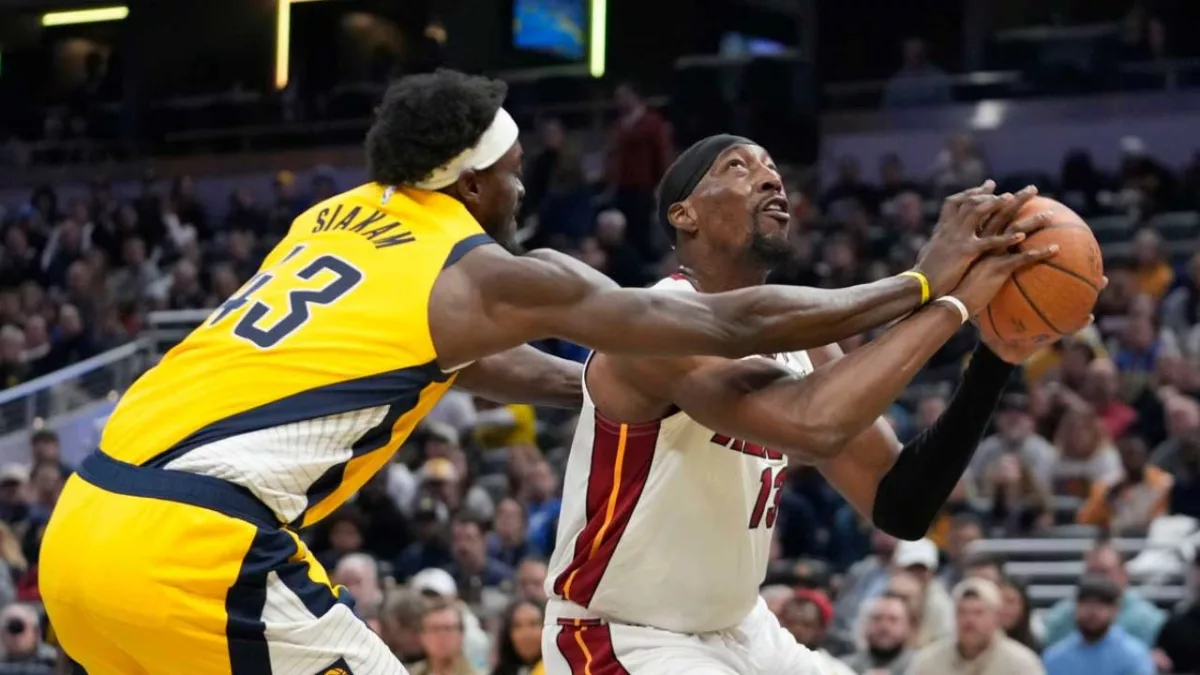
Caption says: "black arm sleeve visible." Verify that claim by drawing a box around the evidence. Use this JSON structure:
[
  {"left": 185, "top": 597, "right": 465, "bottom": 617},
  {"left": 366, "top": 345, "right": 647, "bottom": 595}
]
[{"left": 871, "top": 344, "right": 1016, "bottom": 540}]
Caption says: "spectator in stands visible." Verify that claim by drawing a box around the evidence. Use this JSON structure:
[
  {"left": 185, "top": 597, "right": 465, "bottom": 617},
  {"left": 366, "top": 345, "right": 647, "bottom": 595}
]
[
  {"left": 513, "top": 558, "right": 547, "bottom": 605},
  {"left": 834, "top": 530, "right": 896, "bottom": 642},
  {"left": 607, "top": 82, "right": 672, "bottom": 262},
  {"left": 0, "top": 603, "right": 55, "bottom": 675},
  {"left": 0, "top": 521, "right": 21, "bottom": 610},
  {"left": 0, "top": 466, "right": 29, "bottom": 529},
  {"left": 527, "top": 120, "right": 592, "bottom": 248},
  {"left": 42, "top": 304, "right": 94, "bottom": 376},
  {"left": 225, "top": 187, "right": 269, "bottom": 234},
  {"left": 488, "top": 498, "right": 533, "bottom": 570},
  {"left": 840, "top": 593, "right": 914, "bottom": 675},
  {"left": 1120, "top": 140, "right": 1175, "bottom": 219},
  {"left": 394, "top": 497, "right": 453, "bottom": 581},
  {"left": 1166, "top": 429, "right": 1200, "bottom": 519},
  {"left": 1044, "top": 576, "right": 1155, "bottom": 675},
  {"left": 881, "top": 38, "right": 951, "bottom": 110},
  {"left": 886, "top": 540, "right": 953, "bottom": 648},
  {"left": 417, "top": 457, "right": 494, "bottom": 524},
  {"left": 909, "top": 578, "right": 1044, "bottom": 675},
  {"left": 593, "top": 209, "right": 650, "bottom": 289},
  {"left": 1150, "top": 396, "right": 1200, "bottom": 476},
  {"left": 1080, "top": 358, "right": 1139, "bottom": 440},
  {"left": 408, "top": 597, "right": 477, "bottom": 675},
  {"left": 1042, "top": 541, "right": 1166, "bottom": 648},
  {"left": 490, "top": 599, "right": 544, "bottom": 675},
  {"left": 27, "top": 432, "right": 61, "bottom": 475},
  {"left": 40, "top": 217, "right": 85, "bottom": 290},
  {"left": 355, "top": 471, "right": 412, "bottom": 562},
  {"left": 333, "top": 553, "right": 384, "bottom": 626},
  {"left": 517, "top": 459, "right": 561, "bottom": 557},
  {"left": 938, "top": 514, "right": 984, "bottom": 588},
  {"left": 970, "top": 393, "right": 1055, "bottom": 494},
  {"left": 380, "top": 587, "right": 427, "bottom": 665},
  {"left": 1059, "top": 150, "right": 1105, "bottom": 215},
  {"left": 821, "top": 157, "right": 877, "bottom": 219},
  {"left": 978, "top": 453, "right": 1053, "bottom": 535},
  {"left": 962, "top": 554, "right": 1004, "bottom": 587},
  {"left": 1162, "top": 252, "right": 1200, "bottom": 347},
  {"left": 1115, "top": 313, "right": 1178, "bottom": 404},
  {"left": 0, "top": 225, "right": 40, "bottom": 290},
  {"left": 778, "top": 590, "right": 855, "bottom": 675},
  {"left": 997, "top": 576, "right": 1041, "bottom": 652},
  {"left": 163, "top": 259, "right": 207, "bottom": 311},
  {"left": 877, "top": 153, "right": 924, "bottom": 206},
  {"left": 1128, "top": 228, "right": 1176, "bottom": 299},
  {"left": 447, "top": 517, "right": 515, "bottom": 604},
  {"left": 1078, "top": 433, "right": 1172, "bottom": 535},
  {"left": 1051, "top": 404, "right": 1123, "bottom": 499},
  {"left": 0, "top": 326, "right": 29, "bottom": 389},
  {"left": 410, "top": 567, "right": 490, "bottom": 672},
  {"left": 1152, "top": 555, "right": 1200, "bottom": 674},
  {"left": 931, "top": 134, "right": 987, "bottom": 197},
  {"left": 311, "top": 504, "right": 367, "bottom": 570}
]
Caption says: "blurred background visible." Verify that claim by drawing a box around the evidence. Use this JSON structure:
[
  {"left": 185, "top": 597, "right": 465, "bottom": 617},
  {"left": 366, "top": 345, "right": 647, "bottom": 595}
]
[{"left": 3, "top": 0, "right": 1200, "bottom": 673}]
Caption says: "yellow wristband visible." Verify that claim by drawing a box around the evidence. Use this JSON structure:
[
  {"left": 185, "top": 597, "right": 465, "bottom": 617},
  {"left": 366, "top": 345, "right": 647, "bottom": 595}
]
[{"left": 900, "top": 270, "right": 931, "bottom": 305}]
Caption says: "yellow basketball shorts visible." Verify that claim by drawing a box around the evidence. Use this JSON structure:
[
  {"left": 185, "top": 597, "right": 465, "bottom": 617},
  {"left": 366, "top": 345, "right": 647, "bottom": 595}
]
[{"left": 40, "top": 452, "right": 405, "bottom": 675}]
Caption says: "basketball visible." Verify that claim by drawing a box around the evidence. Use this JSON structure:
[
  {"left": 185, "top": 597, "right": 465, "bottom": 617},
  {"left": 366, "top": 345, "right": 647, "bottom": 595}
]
[{"left": 979, "top": 196, "right": 1104, "bottom": 347}]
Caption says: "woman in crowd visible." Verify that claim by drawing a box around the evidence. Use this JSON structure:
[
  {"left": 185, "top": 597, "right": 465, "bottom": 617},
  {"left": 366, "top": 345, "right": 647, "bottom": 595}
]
[
  {"left": 490, "top": 600, "right": 544, "bottom": 675},
  {"left": 997, "top": 577, "right": 1041, "bottom": 652}
]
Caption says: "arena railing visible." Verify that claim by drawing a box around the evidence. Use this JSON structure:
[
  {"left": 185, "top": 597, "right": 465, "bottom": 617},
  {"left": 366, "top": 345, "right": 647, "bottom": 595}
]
[
  {"left": 144, "top": 309, "right": 213, "bottom": 358},
  {"left": 0, "top": 339, "right": 151, "bottom": 465}
]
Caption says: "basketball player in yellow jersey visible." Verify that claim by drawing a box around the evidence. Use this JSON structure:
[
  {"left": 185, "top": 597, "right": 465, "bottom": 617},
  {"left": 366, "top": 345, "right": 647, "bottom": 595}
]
[{"left": 40, "top": 69, "right": 1032, "bottom": 675}]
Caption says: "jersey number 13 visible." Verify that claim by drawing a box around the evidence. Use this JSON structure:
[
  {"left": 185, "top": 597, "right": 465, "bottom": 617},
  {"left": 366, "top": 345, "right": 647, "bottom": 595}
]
[{"left": 207, "top": 244, "right": 364, "bottom": 349}]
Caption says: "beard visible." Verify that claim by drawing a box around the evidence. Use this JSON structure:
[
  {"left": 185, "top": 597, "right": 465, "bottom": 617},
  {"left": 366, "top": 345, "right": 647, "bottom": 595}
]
[
  {"left": 747, "top": 228, "right": 795, "bottom": 269},
  {"left": 867, "top": 643, "right": 906, "bottom": 663},
  {"left": 1078, "top": 623, "right": 1111, "bottom": 643}
]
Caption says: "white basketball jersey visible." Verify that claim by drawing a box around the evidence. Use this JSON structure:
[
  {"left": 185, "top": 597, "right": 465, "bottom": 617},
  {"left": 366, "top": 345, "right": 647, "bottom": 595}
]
[{"left": 545, "top": 276, "right": 814, "bottom": 634}]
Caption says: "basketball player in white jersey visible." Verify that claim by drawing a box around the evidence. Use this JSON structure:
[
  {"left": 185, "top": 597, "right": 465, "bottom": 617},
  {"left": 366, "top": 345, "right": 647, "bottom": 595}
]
[{"left": 541, "top": 135, "right": 1063, "bottom": 675}]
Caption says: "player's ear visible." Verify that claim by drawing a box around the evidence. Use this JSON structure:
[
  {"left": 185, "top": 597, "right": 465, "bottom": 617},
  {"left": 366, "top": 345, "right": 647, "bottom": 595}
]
[
  {"left": 454, "top": 169, "right": 483, "bottom": 208},
  {"left": 668, "top": 202, "right": 698, "bottom": 235}
]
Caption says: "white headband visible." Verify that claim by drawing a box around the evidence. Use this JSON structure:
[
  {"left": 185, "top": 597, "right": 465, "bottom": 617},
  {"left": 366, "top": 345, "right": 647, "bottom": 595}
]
[{"left": 413, "top": 107, "right": 519, "bottom": 190}]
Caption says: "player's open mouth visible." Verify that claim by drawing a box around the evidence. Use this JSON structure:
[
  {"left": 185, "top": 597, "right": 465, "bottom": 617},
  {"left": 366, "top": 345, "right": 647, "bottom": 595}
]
[{"left": 759, "top": 196, "right": 791, "bottom": 224}]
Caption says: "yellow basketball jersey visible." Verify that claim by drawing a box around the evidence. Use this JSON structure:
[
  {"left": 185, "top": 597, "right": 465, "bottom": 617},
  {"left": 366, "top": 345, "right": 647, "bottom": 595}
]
[{"left": 100, "top": 183, "right": 492, "bottom": 528}]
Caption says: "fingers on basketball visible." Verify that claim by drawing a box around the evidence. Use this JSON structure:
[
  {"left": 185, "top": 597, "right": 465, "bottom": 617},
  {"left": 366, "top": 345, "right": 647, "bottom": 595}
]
[{"left": 979, "top": 197, "right": 1104, "bottom": 350}]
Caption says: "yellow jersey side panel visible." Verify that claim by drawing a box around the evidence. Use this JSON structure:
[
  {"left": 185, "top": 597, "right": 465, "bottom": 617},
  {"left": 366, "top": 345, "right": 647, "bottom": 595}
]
[{"left": 99, "top": 185, "right": 491, "bottom": 523}]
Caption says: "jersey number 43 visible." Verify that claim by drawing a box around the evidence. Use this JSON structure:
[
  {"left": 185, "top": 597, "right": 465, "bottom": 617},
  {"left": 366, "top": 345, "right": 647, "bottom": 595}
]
[{"left": 207, "top": 244, "right": 364, "bottom": 349}]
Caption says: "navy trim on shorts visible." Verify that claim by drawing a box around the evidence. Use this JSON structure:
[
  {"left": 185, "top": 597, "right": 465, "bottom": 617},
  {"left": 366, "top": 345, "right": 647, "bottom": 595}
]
[
  {"left": 142, "top": 361, "right": 450, "bottom": 469},
  {"left": 226, "top": 529, "right": 297, "bottom": 674},
  {"left": 78, "top": 452, "right": 278, "bottom": 528},
  {"left": 442, "top": 233, "right": 495, "bottom": 269}
]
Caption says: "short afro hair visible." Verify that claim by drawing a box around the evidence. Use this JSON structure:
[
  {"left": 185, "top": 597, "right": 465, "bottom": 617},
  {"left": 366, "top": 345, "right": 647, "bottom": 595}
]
[{"left": 366, "top": 69, "right": 508, "bottom": 187}]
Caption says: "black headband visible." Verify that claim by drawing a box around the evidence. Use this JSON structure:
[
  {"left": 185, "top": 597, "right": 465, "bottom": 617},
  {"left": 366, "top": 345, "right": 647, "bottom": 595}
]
[{"left": 655, "top": 134, "right": 756, "bottom": 240}]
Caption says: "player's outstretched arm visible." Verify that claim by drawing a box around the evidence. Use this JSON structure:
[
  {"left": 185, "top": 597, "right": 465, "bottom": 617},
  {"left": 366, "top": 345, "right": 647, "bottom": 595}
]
[
  {"left": 454, "top": 345, "right": 584, "bottom": 409},
  {"left": 429, "top": 185, "right": 1047, "bottom": 369}
]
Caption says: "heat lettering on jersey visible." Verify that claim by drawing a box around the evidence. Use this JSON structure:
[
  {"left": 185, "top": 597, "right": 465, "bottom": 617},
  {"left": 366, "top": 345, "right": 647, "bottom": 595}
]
[
  {"left": 709, "top": 432, "right": 784, "bottom": 460},
  {"left": 310, "top": 203, "right": 416, "bottom": 248}
]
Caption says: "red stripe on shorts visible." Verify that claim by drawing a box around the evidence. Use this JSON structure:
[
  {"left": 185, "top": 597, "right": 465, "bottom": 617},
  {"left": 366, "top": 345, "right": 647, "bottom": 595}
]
[{"left": 556, "top": 623, "right": 631, "bottom": 675}]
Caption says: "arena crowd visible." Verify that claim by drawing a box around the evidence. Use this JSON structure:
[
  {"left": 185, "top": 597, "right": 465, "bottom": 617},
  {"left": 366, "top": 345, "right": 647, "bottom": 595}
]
[{"left": 1, "top": 80, "right": 1200, "bottom": 674}]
